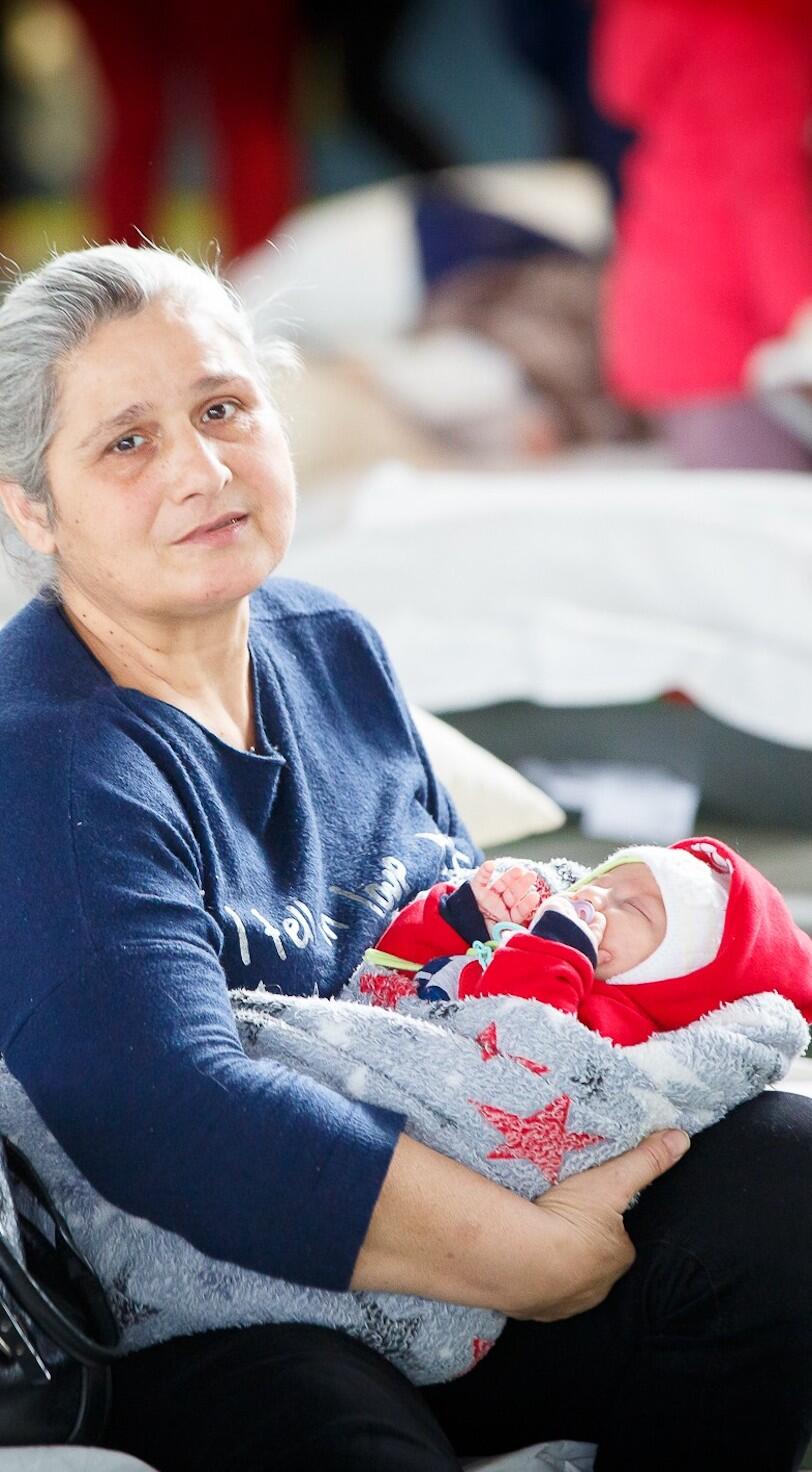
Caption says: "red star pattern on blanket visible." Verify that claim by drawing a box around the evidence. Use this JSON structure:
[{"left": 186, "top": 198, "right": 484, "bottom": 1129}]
[
  {"left": 358, "top": 971, "right": 418, "bottom": 1008},
  {"left": 471, "top": 1336, "right": 494, "bottom": 1366},
  {"left": 475, "top": 1022, "right": 500, "bottom": 1060},
  {"left": 510, "top": 1054, "right": 550, "bottom": 1077},
  {"left": 475, "top": 1022, "right": 549, "bottom": 1076},
  {"left": 470, "top": 1093, "right": 605, "bottom": 1183}
]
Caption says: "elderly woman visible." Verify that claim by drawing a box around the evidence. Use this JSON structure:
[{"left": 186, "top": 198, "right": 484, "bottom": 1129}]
[{"left": 0, "top": 245, "right": 809, "bottom": 1472}]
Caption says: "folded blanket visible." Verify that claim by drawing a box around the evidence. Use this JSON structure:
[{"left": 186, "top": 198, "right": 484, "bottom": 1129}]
[{"left": 0, "top": 975, "right": 805, "bottom": 1385}]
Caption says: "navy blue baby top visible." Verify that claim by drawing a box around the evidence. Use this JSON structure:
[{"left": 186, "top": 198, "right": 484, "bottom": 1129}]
[{"left": 0, "top": 579, "right": 476, "bottom": 1290}]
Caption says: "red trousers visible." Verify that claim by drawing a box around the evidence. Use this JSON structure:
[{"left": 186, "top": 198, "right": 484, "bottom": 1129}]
[{"left": 70, "top": 0, "right": 299, "bottom": 259}]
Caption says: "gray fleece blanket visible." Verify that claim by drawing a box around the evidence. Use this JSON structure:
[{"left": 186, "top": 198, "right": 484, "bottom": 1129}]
[{"left": 0, "top": 963, "right": 806, "bottom": 1386}]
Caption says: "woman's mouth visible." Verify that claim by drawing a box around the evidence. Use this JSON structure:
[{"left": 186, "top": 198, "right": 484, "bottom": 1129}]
[{"left": 175, "top": 512, "right": 249, "bottom": 546}]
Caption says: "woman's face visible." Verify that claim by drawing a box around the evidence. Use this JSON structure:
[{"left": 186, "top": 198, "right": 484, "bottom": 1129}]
[{"left": 41, "top": 298, "right": 296, "bottom": 622}]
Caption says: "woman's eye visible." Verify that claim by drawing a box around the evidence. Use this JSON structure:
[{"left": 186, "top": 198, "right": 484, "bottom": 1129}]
[
  {"left": 202, "top": 400, "right": 238, "bottom": 424},
  {"left": 110, "top": 432, "right": 147, "bottom": 454}
]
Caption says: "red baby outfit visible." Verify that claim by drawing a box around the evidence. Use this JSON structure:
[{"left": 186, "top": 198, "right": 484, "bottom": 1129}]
[{"left": 374, "top": 838, "right": 812, "bottom": 1046}]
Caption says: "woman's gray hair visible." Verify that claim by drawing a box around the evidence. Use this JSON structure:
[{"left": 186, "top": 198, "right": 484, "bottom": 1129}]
[{"left": 0, "top": 243, "right": 291, "bottom": 584}]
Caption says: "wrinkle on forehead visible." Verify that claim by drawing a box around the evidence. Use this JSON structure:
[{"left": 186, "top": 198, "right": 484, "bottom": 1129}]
[{"left": 51, "top": 301, "right": 258, "bottom": 446}]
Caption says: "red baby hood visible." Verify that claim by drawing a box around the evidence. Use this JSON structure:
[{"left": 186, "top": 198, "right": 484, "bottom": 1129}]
[{"left": 612, "top": 837, "right": 812, "bottom": 1030}]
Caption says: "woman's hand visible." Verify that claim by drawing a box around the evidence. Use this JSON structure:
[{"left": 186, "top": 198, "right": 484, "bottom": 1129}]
[
  {"left": 519, "top": 1130, "right": 691, "bottom": 1320},
  {"left": 352, "top": 1129, "right": 690, "bottom": 1321}
]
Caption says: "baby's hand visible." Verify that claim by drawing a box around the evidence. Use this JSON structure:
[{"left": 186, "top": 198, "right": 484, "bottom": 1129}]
[
  {"left": 536, "top": 893, "right": 607, "bottom": 955},
  {"left": 470, "top": 861, "right": 544, "bottom": 928}
]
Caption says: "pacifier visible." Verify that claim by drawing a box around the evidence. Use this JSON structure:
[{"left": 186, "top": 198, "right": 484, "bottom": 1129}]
[{"left": 571, "top": 897, "right": 596, "bottom": 924}]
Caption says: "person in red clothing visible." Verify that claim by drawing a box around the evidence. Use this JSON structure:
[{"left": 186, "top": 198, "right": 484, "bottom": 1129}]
[
  {"left": 69, "top": 0, "right": 299, "bottom": 260},
  {"left": 593, "top": 0, "right": 812, "bottom": 469},
  {"left": 369, "top": 837, "right": 812, "bottom": 1046}
]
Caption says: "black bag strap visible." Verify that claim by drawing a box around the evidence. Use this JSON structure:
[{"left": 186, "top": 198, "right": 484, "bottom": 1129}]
[
  {"left": 0, "top": 1138, "right": 118, "bottom": 1369},
  {"left": 0, "top": 1291, "right": 54, "bottom": 1384}
]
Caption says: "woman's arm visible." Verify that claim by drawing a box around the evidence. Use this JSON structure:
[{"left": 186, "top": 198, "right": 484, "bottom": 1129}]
[
  {"left": 10, "top": 722, "right": 684, "bottom": 1318},
  {"left": 352, "top": 1128, "right": 690, "bottom": 1320}
]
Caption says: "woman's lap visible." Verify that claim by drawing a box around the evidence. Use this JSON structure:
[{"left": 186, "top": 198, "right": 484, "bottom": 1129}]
[
  {"left": 108, "top": 1319, "right": 462, "bottom": 1472},
  {"left": 428, "top": 1088, "right": 812, "bottom": 1470},
  {"left": 107, "top": 1090, "right": 812, "bottom": 1472}
]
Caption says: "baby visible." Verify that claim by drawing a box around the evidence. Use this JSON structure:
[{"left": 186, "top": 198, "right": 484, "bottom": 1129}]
[{"left": 366, "top": 836, "right": 812, "bottom": 1044}]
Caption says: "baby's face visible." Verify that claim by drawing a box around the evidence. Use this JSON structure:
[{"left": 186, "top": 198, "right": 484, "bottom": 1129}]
[{"left": 575, "top": 863, "right": 666, "bottom": 981}]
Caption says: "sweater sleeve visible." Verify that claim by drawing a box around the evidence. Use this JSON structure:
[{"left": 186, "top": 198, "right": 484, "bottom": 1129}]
[
  {"left": 459, "top": 930, "right": 595, "bottom": 1010},
  {"left": 531, "top": 908, "right": 599, "bottom": 966},
  {"left": 1, "top": 719, "right": 405, "bottom": 1293},
  {"left": 375, "top": 881, "right": 488, "bottom": 964}
]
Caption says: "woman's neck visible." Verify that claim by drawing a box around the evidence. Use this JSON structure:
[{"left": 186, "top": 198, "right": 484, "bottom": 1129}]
[{"left": 59, "top": 581, "right": 257, "bottom": 751}]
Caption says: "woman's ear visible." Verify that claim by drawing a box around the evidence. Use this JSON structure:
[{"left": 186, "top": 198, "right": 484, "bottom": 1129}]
[{"left": 0, "top": 481, "right": 56, "bottom": 556}]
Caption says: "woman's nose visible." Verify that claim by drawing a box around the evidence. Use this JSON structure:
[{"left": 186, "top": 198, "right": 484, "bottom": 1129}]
[{"left": 167, "top": 427, "right": 232, "bottom": 500}]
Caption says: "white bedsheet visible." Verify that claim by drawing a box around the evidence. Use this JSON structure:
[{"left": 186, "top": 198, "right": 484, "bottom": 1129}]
[
  {"left": 2, "top": 459, "right": 809, "bottom": 749},
  {"left": 283, "top": 460, "right": 812, "bottom": 750}
]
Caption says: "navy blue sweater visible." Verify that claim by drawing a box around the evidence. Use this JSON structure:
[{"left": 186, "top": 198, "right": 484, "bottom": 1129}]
[{"left": 0, "top": 579, "right": 477, "bottom": 1291}]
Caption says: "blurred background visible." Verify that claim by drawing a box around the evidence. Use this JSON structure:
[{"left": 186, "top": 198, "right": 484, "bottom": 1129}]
[
  {"left": 0, "top": 0, "right": 613, "bottom": 264},
  {"left": 1, "top": 0, "right": 809, "bottom": 475},
  {"left": 1, "top": 0, "right": 811, "bottom": 974}
]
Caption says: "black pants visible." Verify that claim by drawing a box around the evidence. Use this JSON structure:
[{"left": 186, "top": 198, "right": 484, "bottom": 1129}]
[{"left": 107, "top": 1091, "right": 812, "bottom": 1472}]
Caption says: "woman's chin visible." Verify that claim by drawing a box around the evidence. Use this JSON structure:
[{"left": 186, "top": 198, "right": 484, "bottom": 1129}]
[
  {"left": 190, "top": 566, "right": 277, "bottom": 610},
  {"left": 169, "top": 541, "right": 287, "bottom": 612}
]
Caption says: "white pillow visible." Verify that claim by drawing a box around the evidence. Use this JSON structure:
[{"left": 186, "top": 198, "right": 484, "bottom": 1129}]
[{"left": 411, "top": 705, "right": 564, "bottom": 850}]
